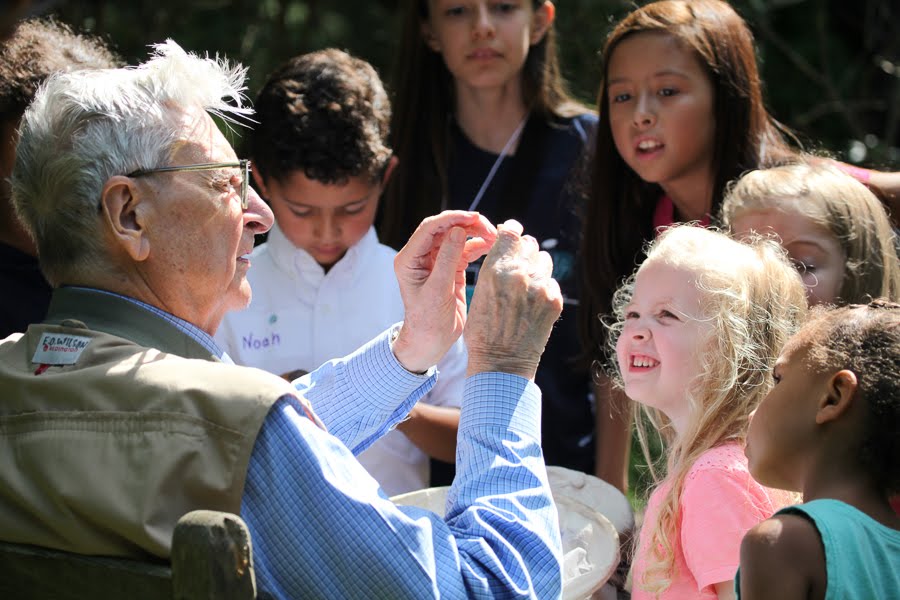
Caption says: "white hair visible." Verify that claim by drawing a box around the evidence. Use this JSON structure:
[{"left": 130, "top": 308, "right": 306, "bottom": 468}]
[{"left": 10, "top": 40, "right": 252, "bottom": 286}]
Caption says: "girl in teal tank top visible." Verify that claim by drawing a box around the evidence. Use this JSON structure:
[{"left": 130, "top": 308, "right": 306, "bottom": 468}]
[{"left": 739, "top": 301, "right": 900, "bottom": 599}]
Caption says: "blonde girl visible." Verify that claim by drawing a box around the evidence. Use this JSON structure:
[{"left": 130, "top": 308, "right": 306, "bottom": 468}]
[
  {"left": 722, "top": 160, "right": 900, "bottom": 307},
  {"left": 609, "top": 225, "right": 806, "bottom": 599}
]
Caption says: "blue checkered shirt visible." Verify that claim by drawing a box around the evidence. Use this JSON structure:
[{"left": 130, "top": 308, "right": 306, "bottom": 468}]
[
  {"left": 102, "top": 293, "right": 562, "bottom": 598},
  {"left": 242, "top": 331, "right": 563, "bottom": 599}
]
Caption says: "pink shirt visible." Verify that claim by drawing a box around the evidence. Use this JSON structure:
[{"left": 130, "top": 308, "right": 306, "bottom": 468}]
[
  {"left": 652, "top": 195, "right": 711, "bottom": 232},
  {"left": 631, "top": 443, "right": 788, "bottom": 599},
  {"left": 833, "top": 161, "right": 872, "bottom": 184}
]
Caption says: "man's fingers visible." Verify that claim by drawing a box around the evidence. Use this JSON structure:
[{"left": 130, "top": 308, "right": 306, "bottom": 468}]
[
  {"left": 520, "top": 234, "right": 539, "bottom": 257},
  {"left": 533, "top": 250, "right": 554, "bottom": 280},
  {"left": 544, "top": 277, "right": 564, "bottom": 313},
  {"left": 431, "top": 226, "right": 466, "bottom": 284},
  {"left": 483, "top": 219, "right": 525, "bottom": 266},
  {"left": 461, "top": 236, "right": 494, "bottom": 264},
  {"left": 403, "top": 211, "right": 497, "bottom": 260},
  {"left": 499, "top": 219, "right": 524, "bottom": 236}
]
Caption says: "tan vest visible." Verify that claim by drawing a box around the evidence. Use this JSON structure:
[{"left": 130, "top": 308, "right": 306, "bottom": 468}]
[{"left": 0, "top": 288, "right": 302, "bottom": 559}]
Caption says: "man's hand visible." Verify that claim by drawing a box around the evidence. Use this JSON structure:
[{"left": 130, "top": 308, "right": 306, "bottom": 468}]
[
  {"left": 465, "top": 220, "right": 563, "bottom": 380},
  {"left": 392, "top": 211, "right": 496, "bottom": 373}
]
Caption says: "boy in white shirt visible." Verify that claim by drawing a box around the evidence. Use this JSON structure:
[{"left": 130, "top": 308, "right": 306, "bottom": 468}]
[{"left": 216, "top": 49, "right": 466, "bottom": 495}]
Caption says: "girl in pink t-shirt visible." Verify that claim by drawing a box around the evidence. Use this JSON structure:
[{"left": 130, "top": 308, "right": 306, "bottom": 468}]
[{"left": 607, "top": 225, "right": 806, "bottom": 598}]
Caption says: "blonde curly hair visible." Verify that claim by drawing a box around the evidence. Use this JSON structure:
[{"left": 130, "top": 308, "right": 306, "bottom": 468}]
[{"left": 605, "top": 225, "right": 807, "bottom": 595}]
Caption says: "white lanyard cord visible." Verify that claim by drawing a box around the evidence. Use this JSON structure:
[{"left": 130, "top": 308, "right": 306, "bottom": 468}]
[{"left": 467, "top": 114, "right": 528, "bottom": 212}]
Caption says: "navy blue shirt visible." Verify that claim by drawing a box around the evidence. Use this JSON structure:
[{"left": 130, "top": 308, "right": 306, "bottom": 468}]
[
  {"left": 0, "top": 242, "right": 51, "bottom": 339},
  {"left": 448, "top": 111, "right": 598, "bottom": 474}
]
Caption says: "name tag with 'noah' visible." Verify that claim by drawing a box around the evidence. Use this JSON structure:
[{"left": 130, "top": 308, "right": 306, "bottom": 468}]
[{"left": 32, "top": 332, "right": 91, "bottom": 365}]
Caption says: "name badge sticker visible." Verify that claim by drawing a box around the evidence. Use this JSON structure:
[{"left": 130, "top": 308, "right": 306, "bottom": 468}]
[{"left": 32, "top": 332, "right": 92, "bottom": 365}]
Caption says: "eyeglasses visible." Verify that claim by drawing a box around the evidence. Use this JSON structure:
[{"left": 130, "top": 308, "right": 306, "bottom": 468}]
[{"left": 127, "top": 159, "right": 251, "bottom": 209}]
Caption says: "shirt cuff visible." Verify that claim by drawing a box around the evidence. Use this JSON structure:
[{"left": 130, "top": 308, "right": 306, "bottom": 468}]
[
  {"left": 460, "top": 372, "right": 542, "bottom": 441},
  {"left": 342, "top": 323, "right": 437, "bottom": 412}
]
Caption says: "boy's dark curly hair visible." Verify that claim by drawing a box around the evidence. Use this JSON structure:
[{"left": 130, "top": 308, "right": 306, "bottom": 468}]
[
  {"left": 249, "top": 48, "right": 392, "bottom": 187},
  {"left": 803, "top": 300, "right": 900, "bottom": 495},
  {"left": 0, "top": 18, "right": 119, "bottom": 117}
]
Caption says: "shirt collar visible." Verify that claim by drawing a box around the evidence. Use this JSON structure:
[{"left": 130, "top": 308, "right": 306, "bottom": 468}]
[
  {"left": 269, "top": 222, "right": 379, "bottom": 283},
  {"left": 48, "top": 286, "right": 225, "bottom": 360},
  {"left": 652, "top": 194, "right": 711, "bottom": 235}
]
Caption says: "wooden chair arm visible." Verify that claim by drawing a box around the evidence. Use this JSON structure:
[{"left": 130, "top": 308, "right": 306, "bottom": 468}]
[{"left": 0, "top": 509, "right": 257, "bottom": 600}]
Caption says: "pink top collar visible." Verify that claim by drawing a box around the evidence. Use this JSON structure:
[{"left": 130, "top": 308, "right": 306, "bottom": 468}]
[{"left": 652, "top": 195, "right": 711, "bottom": 234}]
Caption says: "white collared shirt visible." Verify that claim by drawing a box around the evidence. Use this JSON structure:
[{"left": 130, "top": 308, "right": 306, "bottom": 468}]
[{"left": 216, "top": 223, "right": 466, "bottom": 494}]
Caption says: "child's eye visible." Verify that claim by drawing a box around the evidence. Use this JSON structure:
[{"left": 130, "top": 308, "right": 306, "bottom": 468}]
[
  {"left": 445, "top": 5, "right": 466, "bottom": 17},
  {"left": 658, "top": 309, "right": 679, "bottom": 320},
  {"left": 611, "top": 92, "right": 631, "bottom": 103},
  {"left": 492, "top": 2, "right": 517, "bottom": 13},
  {"left": 791, "top": 259, "right": 817, "bottom": 274},
  {"left": 343, "top": 202, "right": 367, "bottom": 215},
  {"left": 289, "top": 207, "right": 312, "bottom": 218},
  {"left": 658, "top": 88, "right": 678, "bottom": 97},
  {"left": 624, "top": 310, "right": 639, "bottom": 320}
]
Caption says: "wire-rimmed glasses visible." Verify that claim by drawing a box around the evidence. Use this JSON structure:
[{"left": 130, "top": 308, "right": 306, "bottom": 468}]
[{"left": 127, "top": 159, "right": 251, "bottom": 209}]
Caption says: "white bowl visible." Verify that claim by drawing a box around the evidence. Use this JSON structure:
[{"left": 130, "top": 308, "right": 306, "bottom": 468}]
[{"left": 391, "top": 466, "right": 627, "bottom": 599}]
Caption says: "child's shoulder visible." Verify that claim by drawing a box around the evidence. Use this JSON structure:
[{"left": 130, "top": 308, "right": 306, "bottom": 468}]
[
  {"left": 744, "top": 499, "right": 900, "bottom": 598},
  {"left": 781, "top": 499, "right": 900, "bottom": 537},
  {"left": 675, "top": 445, "right": 788, "bottom": 544},
  {"left": 548, "top": 111, "right": 598, "bottom": 142},
  {"left": 739, "top": 510, "right": 824, "bottom": 597},
  {"left": 681, "top": 444, "right": 792, "bottom": 519},
  {"left": 685, "top": 443, "right": 749, "bottom": 481}
]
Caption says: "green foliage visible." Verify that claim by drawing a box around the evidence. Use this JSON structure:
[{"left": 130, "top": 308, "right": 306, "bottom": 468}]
[
  {"left": 48, "top": 0, "right": 897, "bottom": 168},
  {"left": 627, "top": 410, "right": 665, "bottom": 512}
]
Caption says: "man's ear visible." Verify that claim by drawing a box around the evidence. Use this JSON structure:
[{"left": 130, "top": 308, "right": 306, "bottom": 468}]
[
  {"left": 381, "top": 155, "right": 399, "bottom": 188},
  {"left": 531, "top": 1, "right": 556, "bottom": 45},
  {"left": 420, "top": 21, "right": 441, "bottom": 53},
  {"left": 815, "top": 369, "right": 858, "bottom": 425},
  {"left": 100, "top": 176, "right": 150, "bottom": 262},
  {"left": 251, "top": 165, "right": 269, "bottom": 199}
]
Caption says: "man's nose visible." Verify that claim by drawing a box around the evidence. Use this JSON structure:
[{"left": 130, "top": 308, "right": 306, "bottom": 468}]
[{"left": 244, "top": 186, "right": 274, "bottom": 234}]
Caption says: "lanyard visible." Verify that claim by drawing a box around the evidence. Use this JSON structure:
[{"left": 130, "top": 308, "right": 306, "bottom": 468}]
[{"left": 467, "top": 114, "right": 529, "bottom": 212}]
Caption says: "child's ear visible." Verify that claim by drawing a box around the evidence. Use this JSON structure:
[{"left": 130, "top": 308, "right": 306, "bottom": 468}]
[
  {"left": 531, "top": 1, "right": 556, "bottom": 45},
  {"left": 815, "top": 369, "right": 858, "bottom": 425},
  {"left": 420, "top": 21, "right": 441, "bottom": 53},
  {"left": 251, "top": 165, "right": 269, "bottom": 199},
  {"left": 100, "top": 175, "right": 150, "bottom": 262}
]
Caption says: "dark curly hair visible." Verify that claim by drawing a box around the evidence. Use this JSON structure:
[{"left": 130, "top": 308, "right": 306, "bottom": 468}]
[
  {"left": 0, "top": 18, "right": 119, "bottom": 118},
  {"left": 803, "top": 300, "right": 900, "bottom": 495},
  {"left": 249, "top": 48, "right": 392, "bottom": 186}
]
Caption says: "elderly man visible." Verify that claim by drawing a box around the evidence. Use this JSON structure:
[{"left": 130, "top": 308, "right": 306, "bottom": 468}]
[
  {"left": 0, "top": 18, "right": 119, "bottom": 338},
  {"left": 0, "top": 41, "right": 565, "bottom": 598}
]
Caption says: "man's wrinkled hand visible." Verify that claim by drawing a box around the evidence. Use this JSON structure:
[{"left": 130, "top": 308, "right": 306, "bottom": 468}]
[
  {"left": 464, "top": 220, "right": 563, "bottom": 380},
  {"left": 392, "top": 211, "right": 496, "bottom": 373}
]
